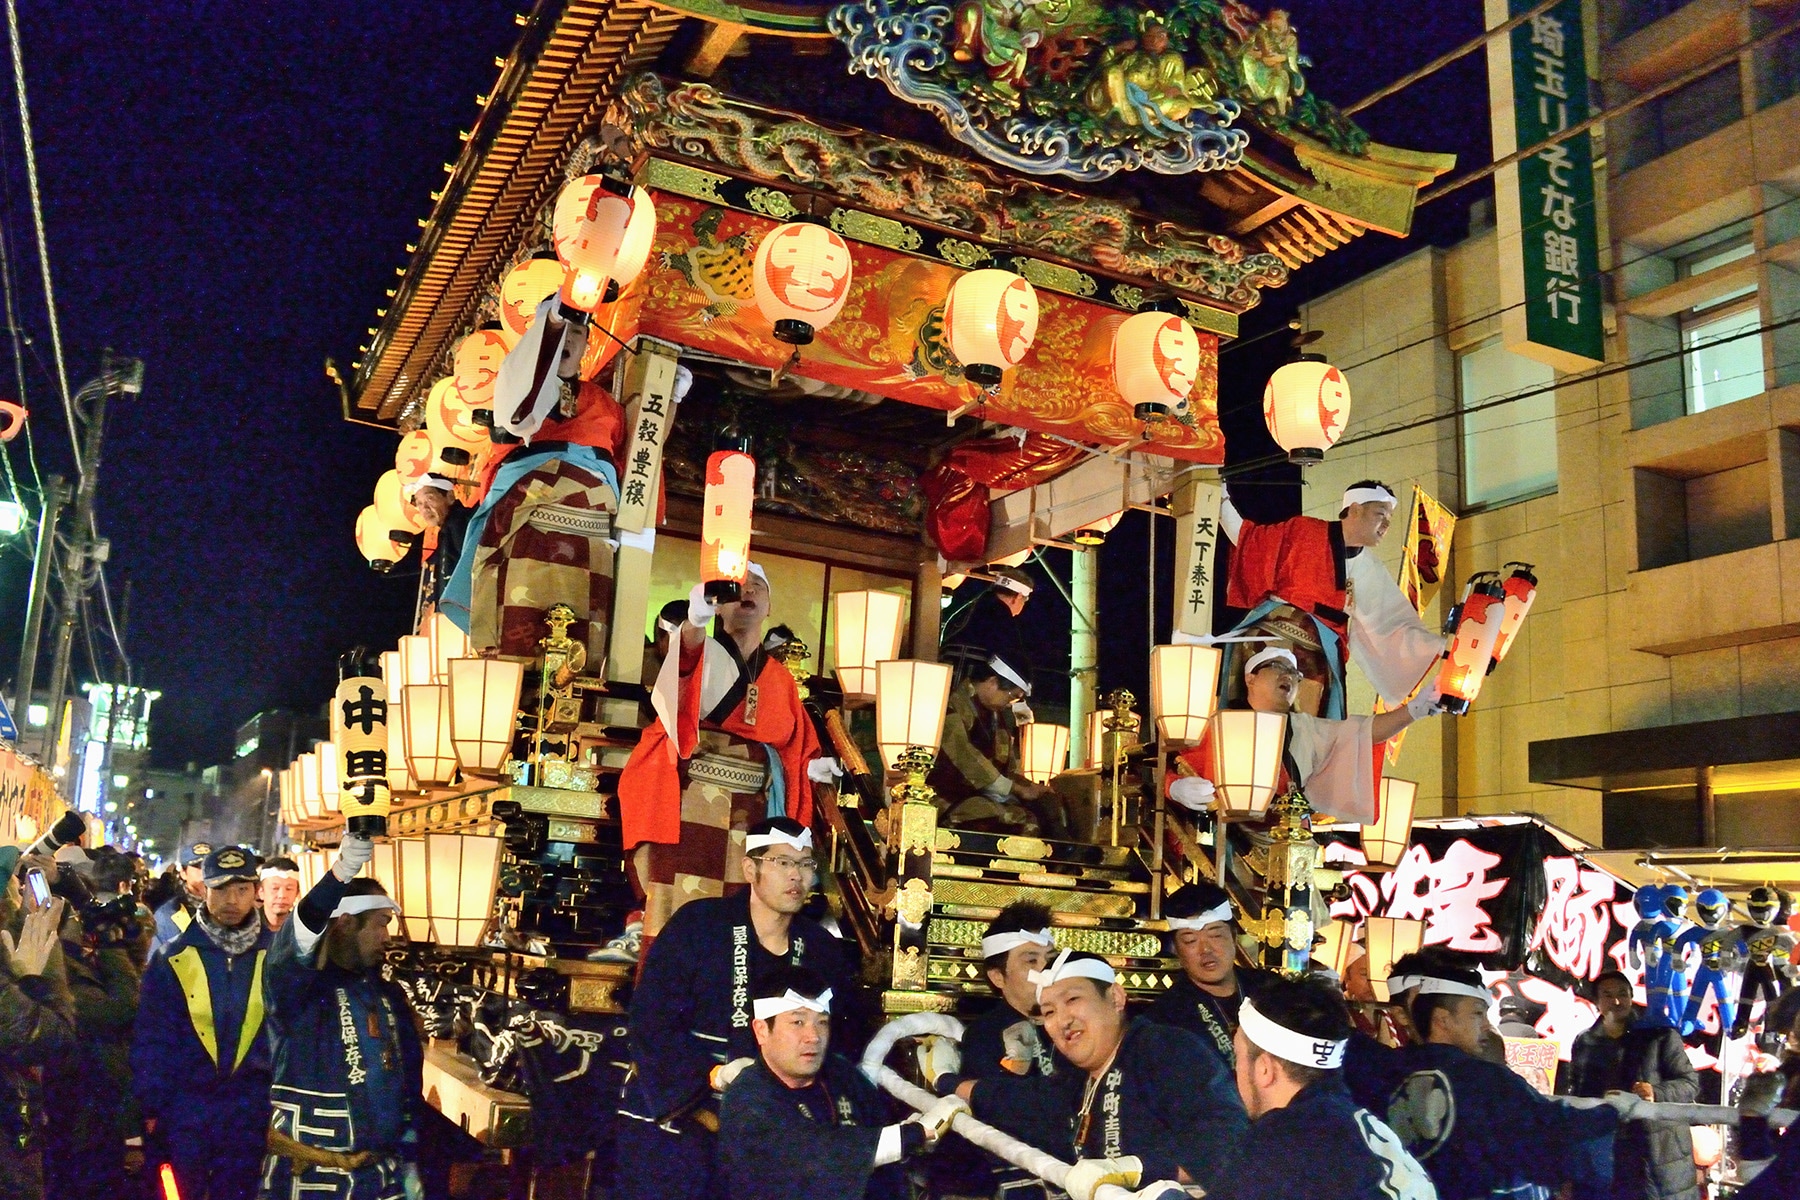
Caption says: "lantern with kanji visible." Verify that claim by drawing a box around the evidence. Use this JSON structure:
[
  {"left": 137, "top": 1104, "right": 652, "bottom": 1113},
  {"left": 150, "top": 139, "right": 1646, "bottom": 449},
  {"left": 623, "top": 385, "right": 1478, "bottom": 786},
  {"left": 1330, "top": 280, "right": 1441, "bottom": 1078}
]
[
  {"left": 700, "top": 446, "right": 756, "bottom": 603},
  {"left": 753, "top": 221, "right": 853, "bottom": 345},
  {"left": 395, "top": 429, "right": 434, "bottom": 486},
  {"left": 1263, "top": 358, "right": 1351, "bottom": 464},
  {"left": 1112, "top": 310, "right": 1201, "bottom": 421},
  {"left": 334, "top": 650, "right": 391, "bottom": 836},
  {"left": 499, "top": 252, "right": 567, "bottom": 338},
  {"left": 944, "top": 268, "right": 1038, "bottom": 387},
  {"left": 1487, "top": 562, "right": 1538, "bottom": 672},
  {"left": 1435, "top": 573, "right": 1507, "bottom": 715},
  {"left": 453, "top": 326, "right": 512, "bottom": 396}
]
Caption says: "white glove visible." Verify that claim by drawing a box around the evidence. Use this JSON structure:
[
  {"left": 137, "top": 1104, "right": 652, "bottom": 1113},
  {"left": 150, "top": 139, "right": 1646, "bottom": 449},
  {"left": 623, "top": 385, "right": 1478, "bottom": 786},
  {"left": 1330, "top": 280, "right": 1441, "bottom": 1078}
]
[
  {"left": 672, "top": 363, "right": 695, "bottom": 405},
  {"left": 915, "top": 1095, "right": 970, "bottom": 1142},
  {"left": 807, "top": 758, "right": 845, "bottom": 785},
  {"left": 709, "top": 1056, "right": 755, "bottom": 1092},
  {"left": 332, "top": 835, "right": 375, "bottom": 883},
  {"left": 1168, "top": 776, "right": 1215, "bottom": 813},
  {"left": 687, "top": 582, "right": 716, "bottom": 627},
  {"left": 915, "top": 1034, "right": 962, "bottom": 1089},
  {"left": 1011, "top": 700, "right": 1035, "bottom": 725},
  {"left": 1405, "top": 694, "right": 1441, "bottom": 721},
  {"left": 1064, "top": 1156, "right": 1144, "bottom": 1200},
  {"left": 1000, "top": 1020, "right": 1042, "bottom": 1075}
]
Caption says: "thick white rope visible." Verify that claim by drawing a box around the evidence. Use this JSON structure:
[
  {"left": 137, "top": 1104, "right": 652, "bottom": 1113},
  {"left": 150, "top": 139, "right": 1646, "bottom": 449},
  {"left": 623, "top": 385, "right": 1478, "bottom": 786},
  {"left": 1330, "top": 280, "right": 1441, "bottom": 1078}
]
[{"left": 1558, "top": 1095, "right": 1796, "bottom": 1128}]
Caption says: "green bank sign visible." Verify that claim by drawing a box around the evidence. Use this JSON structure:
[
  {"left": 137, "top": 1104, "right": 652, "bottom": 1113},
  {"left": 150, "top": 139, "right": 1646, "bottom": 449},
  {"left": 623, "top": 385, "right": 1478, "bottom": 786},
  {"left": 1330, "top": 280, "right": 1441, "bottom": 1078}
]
[{"left": 1485, "top": 0, "right": 1605, "bottom": 370}]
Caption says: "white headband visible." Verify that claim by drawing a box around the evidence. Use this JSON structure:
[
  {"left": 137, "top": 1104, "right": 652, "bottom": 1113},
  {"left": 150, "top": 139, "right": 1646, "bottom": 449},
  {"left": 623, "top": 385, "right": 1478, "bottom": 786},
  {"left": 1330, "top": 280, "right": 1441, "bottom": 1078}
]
[
  {"left": 1387, "top": 974, "right": 1424, "bottom": 995},
  {"left": 1028, "top": 948, "right": 1118, "bottom": 1002},
  {"left": 752, "top": 988, "right": 832, "bottom": 1020},
  {"left": 1416, "top": 976, "right": 1492, "bottom": 1002},
  {"left": 747, "top": 562, "right": 770, "bottom": 588},
  {"left": 657, "top": 616, "right": 681, "bottom": 634},
  {"left": 1165, "top": 900, "right": 1235, "bottom": 931},
  {"left": 746, "top": 827, "right": 813, "bottom": 855},
  {"left": 1342, "top": 486, "right": 1396, "bottom": 510},
  {"left": 1244, "top": 647, "right": 1298, "bottom": 678},
  {"left": 330, "top": 894, "right": 400, "bottom": 919},
  {"left": 259, "top": 867, "right": 300, "bottom": 881},
  {"left": 990, "top": 655, "right": 1032, "bottom": 696},
  {"left": 406, "top": 475, "right": 455, "bottom": 498},
  {"left": 1238, "top": 997, "right": 1346, "bottom": 1069},
  {"left": 981, "top": 928, "right": 1054, "bottom": 958},
  {"left": 993, "top": 573, "right": 1033, "bottom": 597}
]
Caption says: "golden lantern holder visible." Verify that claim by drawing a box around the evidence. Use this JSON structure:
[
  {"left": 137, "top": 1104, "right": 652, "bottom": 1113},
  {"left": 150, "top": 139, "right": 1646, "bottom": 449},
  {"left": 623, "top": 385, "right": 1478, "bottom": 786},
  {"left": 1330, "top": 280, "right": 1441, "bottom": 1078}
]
[
  {"left": 1256, "top": 787, "right": 1322, "bottom": 978},
  {"left": 886, "top": 743, "right": 940, "bottom": 993}
]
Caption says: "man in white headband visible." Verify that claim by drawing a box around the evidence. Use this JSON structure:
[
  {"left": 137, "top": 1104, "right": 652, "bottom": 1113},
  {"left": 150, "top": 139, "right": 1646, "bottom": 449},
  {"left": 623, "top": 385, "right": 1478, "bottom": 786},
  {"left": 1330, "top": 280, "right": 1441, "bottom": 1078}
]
[
  {"left": 1167, "top": 642, "right": 1439, "bottom": 823},
  {"left": 1218, "top": 478, "right": 1444, "bottom": 719},
  {"left": 620, "top": 562, "right": 844, "bottom": 944},
  {"left": 720, "top": 966, "right": 958, "bottom": 1200},
  {"left": 258, "top": 854, "right": 302, "bottom": 932},
  {"left": 254, "top": 834, "right": 426, "bottom": 1200},
  {"left": 405, "top": 472, "right": 470, "bottom": 608},
  {"left": 953, "top": 950, "right": 1248, "bottom": 1198},
  {"left": 957, "top": 902, "right": 1060, "bottom": 1085},
  {"left": 1212, "top": 975, "right": 1436, "bottom": 1200},
  {"left": 932, "top": 652, "right": 1074, "bottom": 837},
  {"left": 1145, "top": 882, "right": 1272, "bottom": 1069},
  {"left": 619, "top": 818, "right": 862, "bottom": 1200},
  {"left": 1343, "top": 961, "right": 1619, "bottom": 1200},
  {"left": 940, "top": 564, "right": 1035, "bottom": 649}
]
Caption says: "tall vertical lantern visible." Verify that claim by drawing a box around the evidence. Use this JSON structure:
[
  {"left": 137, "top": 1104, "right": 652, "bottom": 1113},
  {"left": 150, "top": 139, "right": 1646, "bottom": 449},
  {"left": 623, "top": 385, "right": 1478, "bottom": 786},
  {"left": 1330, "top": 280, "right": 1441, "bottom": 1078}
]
[
  {"left": 874, "top": 659, "right": 954, "bottom": 770},
  {"left": 296, "top": 752, "right": 321, "bottom": 826},
  {"left": 1435, "top": 574, "right": 1507, "bottom": 715},
  {"left": 333, "top": 650, "right": 391, "bottom": 837},
  {"left": 832, "top": 590, "right": 906, "bottom": 702},
  {"left": 425, "top": 832, "right": 501, "bottom": 948},
  {"left": 447, "top": 658, "right": 525, "bottom": 775},
  {"left": 700, "top": 447, "right": 756, "bottom": 603},
  {"left": 427, "top": 611, "right": 469, "bottom": 683},
  {"left": 1263, "top": 358, "right": 1351, "bottom": 464},
  {"left": 1150, "top": 644, "right": 1222, "bottom": 746},
  {"left": 1017, "top": 723, "right": 1070, "bottom": 785},
  {"left": 1112, "top": 310, "right": 1201, "bottom": 421},
  {"left": 397, "top": 837, "right": 431, "bottom": 941},
  {"left": 944, "top": 269, "right": 1039, "bottom": 387},
  {"left": 316, "top": 741, "right": 342, "bottom": 819},
  {"left": 1487, "top": 563, "right": 1539, "bottom": 671},
  {"left": 1363, "top": 777, "right": 1417, "bottom": 870},
  {"left": 402, "top": 684, "right": 459, "bottom": 786},
  {"left": 1204, "top": 710, "right": 1288, "bottom": 820},
  {"left": 379, "top": 650, "right": 416, "bottom": 796},
  {"left": 1364, "top": 915, "right": 1426, "bottom": 1003},
  {"left": 753, "top": 221, "right": 854, "bottom": 345}
]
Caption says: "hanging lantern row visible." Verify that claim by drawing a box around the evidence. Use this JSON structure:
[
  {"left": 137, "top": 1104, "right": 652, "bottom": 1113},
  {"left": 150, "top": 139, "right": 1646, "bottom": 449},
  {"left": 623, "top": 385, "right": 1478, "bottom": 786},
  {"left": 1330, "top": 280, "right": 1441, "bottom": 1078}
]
[{"left": 753, "top": 220, "right": 854, "bottom": 346}]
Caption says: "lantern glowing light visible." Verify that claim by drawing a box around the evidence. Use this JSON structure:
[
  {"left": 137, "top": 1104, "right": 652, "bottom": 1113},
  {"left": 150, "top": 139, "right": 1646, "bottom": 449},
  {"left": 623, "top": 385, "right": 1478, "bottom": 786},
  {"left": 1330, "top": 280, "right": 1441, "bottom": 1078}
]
[
  {"left": 398, "top": 635, "right": 434, "bottom": 689},
  {"left": 1365, "top": 915, "right": 1426, "bottom": 1002},
  {"left": 875, "top": 659, "right": 954, "bottom": 770},
  {"left": 395, "top": 429, "right": 435, "bottom": 485},
  {"left": 557, "top": 181, "right": 636, "bottom": 314},
  {"left": 427, "top": 610, "right": 469, "bottom": 683},
  {"left": 554, "top": 178, "right": 657, "bottom": 302},
  {"left": 1313, "top": 918, "right": 1356, "bottom": 977},
  {"left": 945, "top": 268, "right": 1038, "bottom": 388},
  {"left": 1018, "top": 722, "right": 1070, "bottom": 785},
  {"left": 398, "top": 837, "right": 431, "bottom": 941},
  {"left": 1263, "top": 358, "right": 1351, "bottom": 464},
  {"left": 1487, "top": 563, "right": 1538, "bottom": 672},
  {"left": 1112, "top": 311, "right": 1201, "bottom": 421},
  {"left": 499, "top": 253, "right": 568, "bottom": 337},
  {"left": 1150, "top": 644, "right": 1222, "bottom": 746},
  {"left": 753, "top": 221, "right": 854, "bottom": 345},
  {"left": 1434, "top": 574, "right": 1507, "bottom": 715},
  {"left": 1204, "top": 709, "right": 1287, "bottom": 820},
  {"left": 453, "top": 327, "right": 511, "bottom": 396},
  {"left": 333, "top": 652, "right": 391, "bottom": 837},
  {"left": 1363, "top": 777, "right": 1417, "bottom": 870},
  {"left": 374, "top": 470, "right": 425, "bottom": 536},
  {"left": 832, "top": 590, "right": 906, "bottom": 702},
  {"left": 426, "top": 832, "right": 502, "bottom": 948},
  {"left": 354, "top": 506, "right": 407, "bottom": 570},
  {"left": 380, "top": 649, "right": 417, "bottom": 796},
  {"left": 700, "top": 449, "right": 756, "bottom": 603},
  {"left": 402, "top": 683, "right": 459, "bottom": 786},
  {"left": 316, "top": 740, "right": 342, "bottom": 814},
  {"left": 447, "top": 657, "right": 524, "bottom": 775}
]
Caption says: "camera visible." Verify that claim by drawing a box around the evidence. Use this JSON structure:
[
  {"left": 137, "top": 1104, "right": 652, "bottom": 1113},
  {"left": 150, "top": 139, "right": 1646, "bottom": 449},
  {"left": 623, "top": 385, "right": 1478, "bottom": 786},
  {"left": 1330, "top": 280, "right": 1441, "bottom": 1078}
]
[
  {"left": 20, "top": 811, "right": 86, "bottom": 863},
  {"left": 79, "top": 893, "right": 143, "bottom": 949}
]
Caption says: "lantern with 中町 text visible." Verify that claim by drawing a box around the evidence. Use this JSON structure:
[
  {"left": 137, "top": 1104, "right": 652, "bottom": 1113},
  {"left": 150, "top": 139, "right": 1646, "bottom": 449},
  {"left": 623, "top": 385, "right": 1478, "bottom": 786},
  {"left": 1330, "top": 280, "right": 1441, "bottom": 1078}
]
[
  {"left": 333, "top": 650, "right": 391, "bottom": 837},
  {"left": 700, "top": 448, "right": 756, "bottom": 604},
  {"left": 944, "top": 269, "right": 1038, "bottom": 388},
  {"left": 1263, "top": 358, "right": 1351, "bottom": 464},
  {"left": 1435, "top": 573, "right": 1507, "bottom": 715},
  {"left": 1149, "top": 644, "right": 1221, "bottom": 746},
  {"left": 1205, "top": 709, "right": 1287, "bottom": 820},
  {"left": 831, "top": 590, "right": 906, "bottom": 702},
  {"left": 753, "top": 221, "right": 854, "bottom": 345},
  {"left": 1112, "top": 311, "right": 1201, "bottom": 421},
  {"left": 1486, "top": 563, "right": 1538, "bottom": 671}
]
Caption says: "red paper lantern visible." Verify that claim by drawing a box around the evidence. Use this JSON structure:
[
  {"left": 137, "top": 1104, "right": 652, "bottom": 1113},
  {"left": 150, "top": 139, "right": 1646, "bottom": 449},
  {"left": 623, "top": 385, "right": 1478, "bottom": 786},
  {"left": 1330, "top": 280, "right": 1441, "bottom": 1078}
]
[
  {"left": 700, "top": 449, "right": 756, "bottom": 603},
  {"left": 1435, "top": 574, "right": 1507, "bottom": 715},
  {"left": 945, "top": 268, "right": 1038, "bottom": 388},
  {"left": 1487, "top": 563, "right": 1539, "bottom": 671},
  {"left": 753, "top": 221, "right": 854, "bottom": 345}
]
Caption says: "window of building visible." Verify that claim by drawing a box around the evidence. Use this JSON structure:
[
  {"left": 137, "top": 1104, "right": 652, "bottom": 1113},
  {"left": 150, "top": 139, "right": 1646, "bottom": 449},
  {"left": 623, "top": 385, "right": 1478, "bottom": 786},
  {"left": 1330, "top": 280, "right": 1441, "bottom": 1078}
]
[
  {"left": 1617, "top": 65, "right": 1743, "bottom": 173},
  {"left": 1754, "top": 21, "right": 1800, "bottom": 110},
  {"left": 1459, "top": 337, "right": 1558, "bottom": 509},
  {"left": 1682, "top": 295, "right": 1763, "bottom": 413}
]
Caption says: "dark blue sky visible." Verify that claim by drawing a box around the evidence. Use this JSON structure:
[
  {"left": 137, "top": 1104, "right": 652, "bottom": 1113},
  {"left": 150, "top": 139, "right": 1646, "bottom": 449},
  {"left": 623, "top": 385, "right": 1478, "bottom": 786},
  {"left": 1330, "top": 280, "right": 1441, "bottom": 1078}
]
[{"left": 0, "top": 2, "right": 1489, "bottom": 766}]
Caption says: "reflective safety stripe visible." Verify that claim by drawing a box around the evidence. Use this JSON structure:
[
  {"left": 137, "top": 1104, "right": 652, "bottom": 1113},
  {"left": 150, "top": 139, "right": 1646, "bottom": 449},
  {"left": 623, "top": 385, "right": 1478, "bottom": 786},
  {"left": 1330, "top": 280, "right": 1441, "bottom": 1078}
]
[
  {"left": 166, "top": 946, "right": 267, "bottom": 1071},
  {"left": 172, "top": 906, "right": 192, "bottom": 932}
]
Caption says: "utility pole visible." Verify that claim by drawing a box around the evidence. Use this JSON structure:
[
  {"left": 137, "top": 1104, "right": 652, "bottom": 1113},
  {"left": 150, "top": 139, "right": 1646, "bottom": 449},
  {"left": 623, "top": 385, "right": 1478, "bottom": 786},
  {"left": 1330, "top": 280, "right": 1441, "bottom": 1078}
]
[
  {"left": 43, "top": 352, "right": 143, "bottom": 782},
  {"left": 15, "top": 473, "right": 65, "bottom": 750}
]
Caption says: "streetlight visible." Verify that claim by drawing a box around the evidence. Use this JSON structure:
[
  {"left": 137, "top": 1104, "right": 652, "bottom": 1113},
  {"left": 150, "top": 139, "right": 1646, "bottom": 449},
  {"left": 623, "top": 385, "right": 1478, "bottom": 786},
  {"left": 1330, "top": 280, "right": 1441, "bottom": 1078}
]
[{"left": 0, "top": 500, "right": 24, "bottom": 535}]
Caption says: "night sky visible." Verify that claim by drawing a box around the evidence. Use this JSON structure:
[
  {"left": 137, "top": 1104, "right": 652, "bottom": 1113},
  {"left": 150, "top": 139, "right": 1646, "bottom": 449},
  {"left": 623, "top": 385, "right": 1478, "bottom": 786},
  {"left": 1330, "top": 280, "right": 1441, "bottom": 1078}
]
[{"left": 0, "top": 2, "right": 1491, "bottom": 767}]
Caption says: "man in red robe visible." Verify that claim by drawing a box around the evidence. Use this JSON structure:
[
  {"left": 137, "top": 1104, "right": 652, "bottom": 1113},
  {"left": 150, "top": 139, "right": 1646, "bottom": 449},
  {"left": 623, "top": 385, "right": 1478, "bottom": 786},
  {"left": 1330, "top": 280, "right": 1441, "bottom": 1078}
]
[{"left": 618, "top": 564, "right": 838, "bottom": 937}]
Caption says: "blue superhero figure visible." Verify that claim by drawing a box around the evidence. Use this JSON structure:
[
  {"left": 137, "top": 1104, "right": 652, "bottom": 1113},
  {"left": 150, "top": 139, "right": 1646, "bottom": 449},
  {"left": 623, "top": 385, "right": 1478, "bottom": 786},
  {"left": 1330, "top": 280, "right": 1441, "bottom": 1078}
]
[
  {"left": 1676, "top": 888, "right": 1737, "bottom": 1037},
  {"left": 1626, "top": 883, "right": 1664, "bottom": 983},
  {"left": 1640, "top": 884, "right": 1691, "bottom": 1028}
]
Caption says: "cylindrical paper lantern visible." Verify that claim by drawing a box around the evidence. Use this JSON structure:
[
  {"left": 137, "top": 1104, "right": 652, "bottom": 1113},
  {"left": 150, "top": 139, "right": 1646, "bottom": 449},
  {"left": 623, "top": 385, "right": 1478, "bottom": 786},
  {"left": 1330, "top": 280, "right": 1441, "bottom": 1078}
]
[
  {"left": 333, "top": 650, "right": 391, "bottom": 837},
  {"left": 1488, "top": 563, "right": 1539, "bottom": 670},
  {"left": 1435, "top": 575, "right": 1507, "bottom": 715},
  {"left": 944, "top": 268, "right": 1038, "bottom": 387},
  {"left": 700, "top": 449, "right": 756, "bottom": 603}
]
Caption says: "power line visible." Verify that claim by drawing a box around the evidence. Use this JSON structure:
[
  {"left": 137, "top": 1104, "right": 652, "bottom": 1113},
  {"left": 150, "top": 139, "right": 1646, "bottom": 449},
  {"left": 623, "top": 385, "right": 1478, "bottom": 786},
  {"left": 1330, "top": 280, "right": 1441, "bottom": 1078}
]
[{"left": 1342, "top": 0, "right": 1561, "bottom": 116}]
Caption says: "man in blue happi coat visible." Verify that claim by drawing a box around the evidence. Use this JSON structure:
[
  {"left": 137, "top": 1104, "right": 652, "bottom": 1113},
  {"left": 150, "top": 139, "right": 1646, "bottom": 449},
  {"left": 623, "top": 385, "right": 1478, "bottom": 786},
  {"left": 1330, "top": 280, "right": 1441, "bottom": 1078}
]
[
  {"left": 256, "top": 834, "right": 424, "bottom": 1200},
  {"left": 132, "top": 845, "right": 272, "bottom": 1199},
  {"left": 618, "top": 817, "right": 863, "bottom": 1200}
]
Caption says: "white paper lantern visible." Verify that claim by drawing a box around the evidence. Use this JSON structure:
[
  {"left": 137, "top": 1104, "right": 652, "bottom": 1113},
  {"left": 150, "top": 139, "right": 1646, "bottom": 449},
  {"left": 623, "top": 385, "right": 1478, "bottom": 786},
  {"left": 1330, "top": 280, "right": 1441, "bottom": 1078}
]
[
  {"left": 753, "top": 221, "right": 854, "bottom": 345},
  {"left": 945, "top": 268, "right": 1038, "bottom": 387},
  {"left": 557, "top": 185, "right": 635, "bottom": 314},
  {"left": 1263, "top": 358, "right": 1351, "bottom": 463},
  {"left": 1112, "top": 312, "right": 1201, "bottom": 419}
]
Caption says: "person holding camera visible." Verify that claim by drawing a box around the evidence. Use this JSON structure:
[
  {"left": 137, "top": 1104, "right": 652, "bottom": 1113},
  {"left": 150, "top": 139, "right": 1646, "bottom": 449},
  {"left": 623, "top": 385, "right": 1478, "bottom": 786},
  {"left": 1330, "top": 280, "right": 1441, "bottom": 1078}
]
[
  {"left": 0, "top": 843, "right": 75, "bottom": 1200},
  {"left": 130, "top": 846, "right": 272, "bottom": 1200}
]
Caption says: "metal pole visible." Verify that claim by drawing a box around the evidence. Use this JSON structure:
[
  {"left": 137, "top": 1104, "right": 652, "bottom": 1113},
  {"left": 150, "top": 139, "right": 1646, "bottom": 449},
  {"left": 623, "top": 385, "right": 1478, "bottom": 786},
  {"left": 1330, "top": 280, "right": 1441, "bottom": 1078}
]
[
  {"left": 1068, "top": 547, "right": 1097, "bottom": 768},
  {"left": 14, "top": 474, "right": 63, "bottom": 741}
]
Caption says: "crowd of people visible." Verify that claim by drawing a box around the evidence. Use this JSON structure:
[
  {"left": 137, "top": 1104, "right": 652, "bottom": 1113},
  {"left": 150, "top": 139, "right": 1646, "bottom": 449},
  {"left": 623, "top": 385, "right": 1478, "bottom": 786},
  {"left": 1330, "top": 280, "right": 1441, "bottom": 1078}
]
[{"left": 0, "top": 813, "right": 1794, "bottom": 1200}]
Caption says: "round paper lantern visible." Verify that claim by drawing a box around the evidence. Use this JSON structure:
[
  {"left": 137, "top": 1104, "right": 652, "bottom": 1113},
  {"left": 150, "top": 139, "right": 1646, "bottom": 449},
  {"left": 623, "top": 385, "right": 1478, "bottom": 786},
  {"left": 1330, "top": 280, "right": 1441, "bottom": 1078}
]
[
  {"left": 499, "top": 253, "right": 567, "bottom": 337},
  {"left": 1263, "top": 358, "right": 1351, "bottom": 464},
  {"left": 355, "top": 505, "right": 406, "bottom": 570},
  {"left": 426, "top": 378, "right": 488, "bottom": 462},
  {"left": 944, "top": 268, "right": 1038, "bottom": 388},
  {"left": 611, "top": 187, "right": 657, "bottom": 292},
  {"left": 552, "top": 175, "right": 602, "bottom": 261},
  {"left": 1112, "top": 312, "right": 1201, "bottom": 420},
  {"left": 752, "top": 221, "right": 853, "bottom": 345},
  {"left": 395, "top": 429, "right": 434, "bottom": 485},
  {"left": 556, "top": 181, "right": 635, "bottom": 314},
  {"left": 373, "top": 469, "right": 425, "bottom": 535}
]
